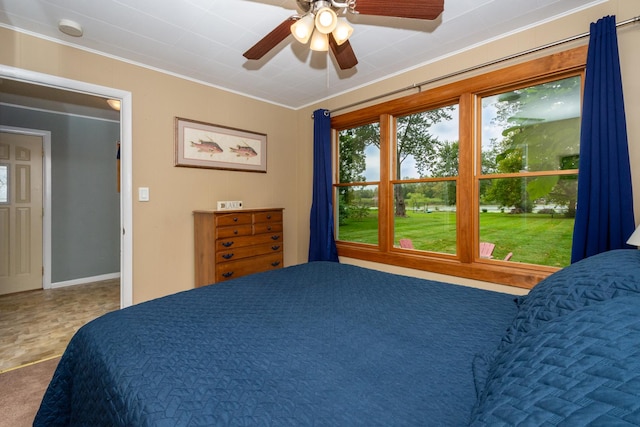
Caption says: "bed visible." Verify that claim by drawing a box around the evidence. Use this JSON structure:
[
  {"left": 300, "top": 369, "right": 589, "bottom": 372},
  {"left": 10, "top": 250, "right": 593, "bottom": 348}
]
[
  {"left": 34, "top": 261, "right": 516, "bottom": 426},
  {"left": 35, "top": 251, "right": 640, "bottom": 426}
]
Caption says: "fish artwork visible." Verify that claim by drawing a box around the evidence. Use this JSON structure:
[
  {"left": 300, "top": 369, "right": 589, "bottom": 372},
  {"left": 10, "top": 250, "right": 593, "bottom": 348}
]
[
  {"left": 190, "top": 139, "right": 223, "bottom": 154},
  {"left": 230, "top": 144, "right": 258, "bottom": 158}
]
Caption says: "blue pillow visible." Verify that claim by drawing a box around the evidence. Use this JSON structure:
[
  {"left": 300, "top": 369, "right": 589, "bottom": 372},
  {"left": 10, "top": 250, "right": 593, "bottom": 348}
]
[
  {"left": 471, "top": 295, "right": 640, "bottom": 426},
  {"left": 500, "top": 249, "right": 640, "bottom": 348}
]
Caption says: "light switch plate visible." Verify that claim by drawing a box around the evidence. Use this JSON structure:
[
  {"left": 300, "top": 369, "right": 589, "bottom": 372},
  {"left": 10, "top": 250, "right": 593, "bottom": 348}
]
[{"left": 138, "top": 187, "right": 150, "bottom": 202}]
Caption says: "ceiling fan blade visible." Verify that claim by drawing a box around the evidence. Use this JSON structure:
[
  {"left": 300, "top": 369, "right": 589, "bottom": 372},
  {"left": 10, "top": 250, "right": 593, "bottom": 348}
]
[
  {"left": 243, "top": 17, "right": 297, "bottom": 60},
  {"left": 329, "top": 35, "right": 358, "bottom": 70},
  {"left": 353, "top": 0, "right": 444, "bottom": 20}
]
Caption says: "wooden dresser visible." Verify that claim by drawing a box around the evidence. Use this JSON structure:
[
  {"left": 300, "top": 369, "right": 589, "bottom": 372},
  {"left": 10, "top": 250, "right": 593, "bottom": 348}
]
[{"left": 193, "top": 208, "right": 284, "bottom": 286}]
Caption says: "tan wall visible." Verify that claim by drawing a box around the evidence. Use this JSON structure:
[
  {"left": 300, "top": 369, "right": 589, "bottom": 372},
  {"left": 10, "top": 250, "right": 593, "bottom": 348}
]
[
  {"left": 1, "top": 0, "right": 638, "bottom": 300},
  {"left": 0, "top": 27, "right": 299, "bottom": 303},
  {"left": 295, "top": 0, "right": 640, "bottom": 293}
]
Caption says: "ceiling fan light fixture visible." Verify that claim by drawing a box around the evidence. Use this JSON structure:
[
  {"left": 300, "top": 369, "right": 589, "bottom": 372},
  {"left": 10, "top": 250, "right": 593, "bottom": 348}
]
[
  {"left": 291, "top": 14, "right": 315, "bottom": 44},
  {"left": 332, "top": 18, "right": 353, "bottom": 45},
  {"left": 309, "top": 30, "right": 329, "bottom": 51},
  {"left": 314, "top": 6, "right": 337, "bottom": 34}
]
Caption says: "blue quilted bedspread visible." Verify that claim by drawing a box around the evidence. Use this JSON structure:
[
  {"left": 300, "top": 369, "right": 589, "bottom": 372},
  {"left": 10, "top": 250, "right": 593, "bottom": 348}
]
[
  {"left": 34, "top": 262, "right": 516, "bottom": 426},
  {"left": 470, "top": 250, "right": 640, "bottom": 425}
]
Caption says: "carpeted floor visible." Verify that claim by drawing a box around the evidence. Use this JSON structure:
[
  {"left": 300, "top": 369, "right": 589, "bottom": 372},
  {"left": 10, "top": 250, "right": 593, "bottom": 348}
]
[{"left": 0, "top": 356, "right": 59, "bottom": 427}]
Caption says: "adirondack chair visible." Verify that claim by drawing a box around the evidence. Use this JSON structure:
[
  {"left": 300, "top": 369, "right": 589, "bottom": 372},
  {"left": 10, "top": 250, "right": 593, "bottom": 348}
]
[
  {"left": 399, "top": 239, "right": 415, "bottom": 249},
  {"left": 479, "top": 242, "right": 495, "bottom": 258},
  {"left": 480, "top": 242, "right": 513, "bottom": 260}
]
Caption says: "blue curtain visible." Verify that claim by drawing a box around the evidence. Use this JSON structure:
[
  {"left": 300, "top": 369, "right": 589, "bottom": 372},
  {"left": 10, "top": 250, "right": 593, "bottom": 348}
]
[
  {"left": 308, "top": 109, "right": 339, "bottom": 262},
  {"left": 571, "top": 15, "right": 635, "bottom": 263}
]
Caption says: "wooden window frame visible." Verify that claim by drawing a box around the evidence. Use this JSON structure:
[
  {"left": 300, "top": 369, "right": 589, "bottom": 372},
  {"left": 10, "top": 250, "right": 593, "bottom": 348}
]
[{"left": 331, "top": 46, "right": 587, "bottom": 289}]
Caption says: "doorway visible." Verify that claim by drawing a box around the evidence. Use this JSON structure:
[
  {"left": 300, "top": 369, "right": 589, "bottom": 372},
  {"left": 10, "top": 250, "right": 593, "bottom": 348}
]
[{"left": 0, "top": 65, "right": 133, "bottom": 308}]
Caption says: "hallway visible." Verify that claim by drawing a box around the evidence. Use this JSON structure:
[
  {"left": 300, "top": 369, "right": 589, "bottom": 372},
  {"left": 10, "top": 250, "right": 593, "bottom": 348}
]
[{"left": 0, "top": 280, "right": 120, "bottom": 372}]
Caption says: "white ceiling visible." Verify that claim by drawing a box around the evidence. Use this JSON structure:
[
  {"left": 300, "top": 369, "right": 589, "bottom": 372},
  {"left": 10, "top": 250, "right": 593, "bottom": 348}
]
[{"left": 0, "top": 0, "right": 602, "bottom": 110}]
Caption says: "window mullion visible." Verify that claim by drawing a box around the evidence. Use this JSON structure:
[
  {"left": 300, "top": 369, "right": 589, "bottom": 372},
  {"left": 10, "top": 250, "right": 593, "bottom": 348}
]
[
  {"left": 456, "top": 93, "right": 474, "bottom": 262},
  {"left": 379, "top": 114, "right": 393, "bottom": 251}
]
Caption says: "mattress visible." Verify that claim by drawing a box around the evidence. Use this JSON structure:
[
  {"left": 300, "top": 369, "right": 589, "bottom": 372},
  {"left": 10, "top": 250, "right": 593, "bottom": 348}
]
[{"left": 35, "top": 261, "right": 517, "bottom": 426}]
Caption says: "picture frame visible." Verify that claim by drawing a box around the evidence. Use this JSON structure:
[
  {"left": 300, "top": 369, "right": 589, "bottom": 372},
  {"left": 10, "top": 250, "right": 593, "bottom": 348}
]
[{"left": 175, "top": 117, "right": 267, "bottom": 172}]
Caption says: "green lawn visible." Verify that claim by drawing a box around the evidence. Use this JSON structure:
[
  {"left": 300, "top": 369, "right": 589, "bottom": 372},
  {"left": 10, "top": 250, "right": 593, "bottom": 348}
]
[{"left": 337, "top": 211, "right": 574, "bottom": 267}]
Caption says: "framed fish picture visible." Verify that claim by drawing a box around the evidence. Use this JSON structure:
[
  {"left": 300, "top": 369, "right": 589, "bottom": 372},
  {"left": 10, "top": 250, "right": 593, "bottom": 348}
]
[{"left": 175, "top": 117, "right": 267, "bottom": 172}]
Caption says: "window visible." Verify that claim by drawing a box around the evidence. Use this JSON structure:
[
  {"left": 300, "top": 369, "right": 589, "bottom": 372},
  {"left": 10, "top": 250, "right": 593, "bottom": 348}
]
[
  {"left": 336, "top": 123, "right": 380, "bottom": 245},
  {"left": 0, "top": 164, "right": 8, "bottom": 204},
  {"left": 393, "top": 105, "right": 459, "bottom": 255},
  {"left": 332, "top": 47, "right": 587, "bottom": 288},
  {"left": 479, "top": 77, "right": 581, "bottom": 267}
]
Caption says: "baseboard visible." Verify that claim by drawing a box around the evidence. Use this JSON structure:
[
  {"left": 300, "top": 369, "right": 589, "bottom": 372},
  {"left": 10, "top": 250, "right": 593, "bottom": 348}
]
[{"left": 51, "top": 272, "right": 121, "bottom": 289}]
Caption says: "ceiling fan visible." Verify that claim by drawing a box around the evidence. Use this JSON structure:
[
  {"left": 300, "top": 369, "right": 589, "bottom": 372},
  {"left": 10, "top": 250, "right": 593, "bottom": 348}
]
[{"left": 243, "top": 0, "right": 444, "bottom": 70}]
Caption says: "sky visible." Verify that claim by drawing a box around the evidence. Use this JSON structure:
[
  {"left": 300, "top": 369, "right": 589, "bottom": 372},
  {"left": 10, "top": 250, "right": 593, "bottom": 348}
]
[
  {"left": 363, "top": 105, "right": 474, "bottom": 181},
  {"left": 353, "top": 76, "right": 582, "bottom": 183},
  {"left": 358, "top": 75, "right": 582, "bottom": 182}
]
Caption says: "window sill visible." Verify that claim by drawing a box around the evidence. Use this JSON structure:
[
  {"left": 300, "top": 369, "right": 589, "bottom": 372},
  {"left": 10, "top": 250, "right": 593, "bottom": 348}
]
[{"left": 337, "top": 244, "right": 556, "bottom": 290}]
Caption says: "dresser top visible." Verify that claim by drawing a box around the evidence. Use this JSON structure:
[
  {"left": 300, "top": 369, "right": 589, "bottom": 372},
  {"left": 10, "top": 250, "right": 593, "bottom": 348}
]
[{"left": 193, "top": 208, "right": 283, "bottom": 215}]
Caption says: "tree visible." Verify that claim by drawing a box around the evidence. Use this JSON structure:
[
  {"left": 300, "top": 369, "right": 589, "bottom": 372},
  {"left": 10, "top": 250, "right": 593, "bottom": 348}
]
[
  {"left": 479, "top": 139, "right": 499, "bottom": 204},
  {"left": 431, "top": 140, "right": 458, "bottom": 177},
  {"left": 430, "top": 140, "right": 458, "bottom": 205},
  {"left": 394, "top": 108, "right": 453, "bottom": 216},
  {"left": 484, "top": 144, "right": 532, "bottom": 212},
  {"left": 338, "top": 107, "right": 454, "bottom": 218},
  {"left": 338, "top": 124, "right": 379, "bottom": 218},
  {"left": 484, "top": 76, "right": 581, "bottom": 212},
  {"left": 546, "top": 154, "right": 578, "bottom": 217},
  {"left": 338, "top": 125, "right": 379, "bottom": 184}
]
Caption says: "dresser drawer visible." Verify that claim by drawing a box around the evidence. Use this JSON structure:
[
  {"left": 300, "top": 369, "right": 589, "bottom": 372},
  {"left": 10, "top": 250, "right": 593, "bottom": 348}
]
[
  {"left": 215, "top": 224, "right": 253, "bottom": 239},
  {"left": 215, "top": 252, "right": 283, "bottom": 282},
  {"left": 216, "top": 233, "right": 283, "bottom": 251},
  {"left": 254, "top": 210, "right": 283, "bottom": 224},
  {"left": 216, "top": 242, "right": 283, "bottom": 264},
  {"left": 253, "top": 222, "right": 283, "bottom": 235},
  {"left": 215, "top": 213, "right": 253, "bottom": 227}
]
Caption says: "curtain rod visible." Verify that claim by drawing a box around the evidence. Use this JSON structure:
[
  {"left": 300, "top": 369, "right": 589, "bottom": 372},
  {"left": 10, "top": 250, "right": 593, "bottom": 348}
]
[{"left": 324, "top": 15, "right": 640, "bottom": 117}]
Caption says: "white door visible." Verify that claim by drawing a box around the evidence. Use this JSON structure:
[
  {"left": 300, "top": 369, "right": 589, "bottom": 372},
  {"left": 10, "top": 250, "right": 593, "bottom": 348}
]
[{"left": 0, "top": 131, "right": 44, "bottom": 295}]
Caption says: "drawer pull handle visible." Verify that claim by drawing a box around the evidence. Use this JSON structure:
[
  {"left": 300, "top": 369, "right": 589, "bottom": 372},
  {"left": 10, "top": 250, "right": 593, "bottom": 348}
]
[
  {"left": 271, "top": 261, "right": 281, "bottom": 267},
  {"left": 233, "top": 217, "right": 238, "bottom": 222},
  {"left": 222, "top": 272, "right": 234, "bottom": 278},
  {"left": 234, "top": 230, "right": 239, "bottom": 235},
  {"left": 271, "top": 245, "right": 280, "bottom": 250},
  {"left": 267, "top": 226, "right": 272, "bottom": 231},
  {"left": 271, "top": 235, "right": 281, "bottom": 240},
  {"left": 222, "top": 241, "right": 234, "bottom": 247},
  {"left": 267, "top": 214, "right": 272, "bottom": 219},
  {"left": 222, "top": 253, "right": 234, "bottom": 259}
]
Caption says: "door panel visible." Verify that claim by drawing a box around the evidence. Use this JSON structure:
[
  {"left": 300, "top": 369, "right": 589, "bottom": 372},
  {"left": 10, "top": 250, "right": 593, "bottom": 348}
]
[{"left": 0, "top": 132, "right": 43, "bottom": 295}]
